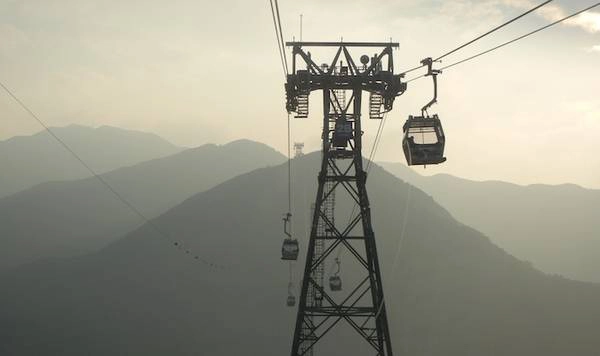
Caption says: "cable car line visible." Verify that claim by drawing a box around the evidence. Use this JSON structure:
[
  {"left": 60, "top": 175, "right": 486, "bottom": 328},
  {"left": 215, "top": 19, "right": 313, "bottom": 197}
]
[
  {"left": 390, "top": 185, "right": 413, "bottom": 274},
  {"left": 280, "top": 86, "right": 297, "bottom": 263},
  {"left": 407, "top": 1, "right": 600, "bottom": 82},
  {"left": 269, "top": 0, "right": 288, "bottom": 76},
  {"left": 281, "top": 115, "right": 299, "bottom": 261},
  {"left": 287, "top": 113, "right": 292, "bottom": 214},
  {"left": 280, "top": 114, "right": 299, "bottom": 261},
  {"left": 269, "top": 0, "right": 286, "bottom": 76},
  {"left": 369, "top": 113, "right": 389, "bottom": 171},
  {"left": 271, "top": 0, "right": 300, "bottom": 267},
  {"left": 0, "top": 80, "right": 230, "bottom": 271},
  {"left": 267, "top": 0, "right": 296, "bottom": 256},
  {"left": 401, "top": 0, "right": 554, "bottom": 76},
  {"left": 274, "top": 0, "right": 289, "bottom": 73},
  {"left": 440, "top": 1, "right": 600, "bottom": 71},
  {"left": 435, "top": 0, "right": 555, "bottom": 62}
]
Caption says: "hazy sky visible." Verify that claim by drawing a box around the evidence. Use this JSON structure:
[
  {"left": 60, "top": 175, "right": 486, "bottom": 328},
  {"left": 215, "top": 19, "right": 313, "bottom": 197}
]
[{"left": 0, "top": 0, "right": 599, "bottom": 188}]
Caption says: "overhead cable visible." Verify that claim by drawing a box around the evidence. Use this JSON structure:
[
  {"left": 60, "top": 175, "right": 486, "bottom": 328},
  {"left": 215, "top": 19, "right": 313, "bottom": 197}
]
[
  {"left": 269, "top": 0, "right": 288, "bottom": 77},
  {"left": 407, "top": 1, "right": 600, "bottom": 82},
  {"left": 435, "top": 0, "right": 554, "bottom": 61},
  {"left": 400, "top": 0, "right": 555, "bottom": 75},
  {"left": 0, "top": 80, "right": 229, "bottom": 271},
  {"left": 274, "top": 0, "right": 289, "bottom": 73},
  {"left": 440, "top": 1, "right": 600, "bottom": 71}
]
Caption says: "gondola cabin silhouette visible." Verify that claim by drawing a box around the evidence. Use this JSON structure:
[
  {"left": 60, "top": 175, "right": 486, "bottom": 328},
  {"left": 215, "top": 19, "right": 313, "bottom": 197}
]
[
  {"left": 281, "top": 238, "right": 299, "bottom": 260},
  {"left": 287, "top": 295, "right": 296, "bottom": 307},
  {"left": 402, "top": 114, "right": 446, "bottom": 166},
  {"left": 329, "top": 275, "right": 342, "bottom": 291}
]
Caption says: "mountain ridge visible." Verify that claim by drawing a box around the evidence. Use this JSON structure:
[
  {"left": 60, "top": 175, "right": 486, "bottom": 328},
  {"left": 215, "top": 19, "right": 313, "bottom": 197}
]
[
  {"left": 378, "top": 161, "right": 600, "bottom": 283},
  {"left": 0, "top": 139, "right": 285, "bottom": 270},
  {"left": 0, "top": 124, "right": 184, "bottom": 198},
  {"left": 2, "top": 153, "right": 599, "bottom": 355}
]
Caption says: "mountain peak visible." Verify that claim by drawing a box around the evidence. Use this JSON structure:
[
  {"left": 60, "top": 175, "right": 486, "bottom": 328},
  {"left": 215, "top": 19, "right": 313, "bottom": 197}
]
[{"left": 0, "top": 125, "right": 182, "bottom": 198}]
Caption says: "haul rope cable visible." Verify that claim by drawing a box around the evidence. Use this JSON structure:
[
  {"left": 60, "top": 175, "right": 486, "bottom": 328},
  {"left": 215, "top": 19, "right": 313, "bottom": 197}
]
[
  {"left": 274, "top": 0, "right": 289, "bottom": 73},
  {"left": 269, "top": 0, "right": 293, "bottom": 217},
  {"left": 407, "top": 1, "right": 600, "bottom": 82},
  {"left": 270, "top": 0, "right": 300, "bottom": 299},
  {"left": 269, "top": 0, "right": 288, "bottom": 77},
  {"left": 400, "top": 0, "right": 555, "bottom": 76},
  {"left": 0, "top": 81, "right": 229, "bottom": 270}
]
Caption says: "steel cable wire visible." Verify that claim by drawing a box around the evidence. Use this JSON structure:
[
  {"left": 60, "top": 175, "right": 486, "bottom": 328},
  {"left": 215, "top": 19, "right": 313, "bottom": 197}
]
[
  {"left": 406, "top": 2, "right": 600, "bottom": 82},
  {"left": 400, "top": 0, "right": 555, "bottom": 76},
  {"left": 0, "top": 81, "right": 230, "bottom": 270}
]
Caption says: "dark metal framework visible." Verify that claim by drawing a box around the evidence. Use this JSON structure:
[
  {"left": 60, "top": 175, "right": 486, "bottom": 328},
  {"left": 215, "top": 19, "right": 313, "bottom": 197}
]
[{"left": 285, "top": 42, "right": 406, "bottom": 356}]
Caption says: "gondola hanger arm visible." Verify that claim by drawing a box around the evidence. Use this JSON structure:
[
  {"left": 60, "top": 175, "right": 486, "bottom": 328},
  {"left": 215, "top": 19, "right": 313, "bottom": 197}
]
[
  {"left": 420, "top": 57, "right": 442, "bottom": 117},
  {"left": 283, "top": 212, "right": 292, "bottom": 238}
]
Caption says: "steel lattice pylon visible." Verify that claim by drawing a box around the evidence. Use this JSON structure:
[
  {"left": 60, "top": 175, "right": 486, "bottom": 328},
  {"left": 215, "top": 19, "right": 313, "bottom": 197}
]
[{"left": 285, "top": 42, "right": 407, "bottom": 356}]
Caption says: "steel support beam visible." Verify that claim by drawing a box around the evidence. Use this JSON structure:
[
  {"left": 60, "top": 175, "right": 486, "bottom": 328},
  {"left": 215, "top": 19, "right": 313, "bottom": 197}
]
[{"left": 286, "top": 42, "right": 406, "bottom": 356}]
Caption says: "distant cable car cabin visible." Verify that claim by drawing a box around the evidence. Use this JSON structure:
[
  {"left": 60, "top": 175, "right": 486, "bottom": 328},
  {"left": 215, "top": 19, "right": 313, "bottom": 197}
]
[
  {"left": 281, "top": 238, "right": 299, "bottom": 260},
  {"left": 329, "top": 275, "right": 342, "bottom": 291},
  {"left": 329, "top": 258, "right": 342, "bottom": 291},
  {"left": 287, "top": 282, "right": 296, "bottom": 307},
  {"left": 402, "top": 57, "right": 447, "bottom": 167},
  {"left": 281, "top": 213, "right": 299, "bottom": 260},
  {"left": 287, "top": 295, "right": 296, "bottom": 307}
]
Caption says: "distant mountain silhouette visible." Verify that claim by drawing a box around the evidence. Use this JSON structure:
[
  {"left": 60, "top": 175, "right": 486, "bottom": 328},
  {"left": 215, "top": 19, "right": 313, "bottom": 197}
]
[
  {"left": 0, "top": 139, "right": 285, "bottom": 269},
  {"left": 1, "top": 153, "right": 598, "bottom": 356},
  {"left": 379, "top": 161, "right": 600, "bottom": 283},
  {"left": 0, "top": 125, "right": 183, "bottom": 198}
]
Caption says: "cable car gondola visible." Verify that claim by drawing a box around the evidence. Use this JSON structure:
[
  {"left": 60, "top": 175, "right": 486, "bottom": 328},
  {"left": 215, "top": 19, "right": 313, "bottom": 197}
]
[
  {"left": 329, "top": 276, "right": 342, "bottom": 291},
  {"left": 287, "top": 295, "right": 296, "bottom": 307},
  {"left": 286, "top": 281, "right": 296, "bottom": 307},
  {"left": 402, "top": 114, "right": 446, "bottom": 166},
  {"left": 281, "top": 238, "right": 299, "bottom": 260},
  {"left": 329, "top": 258, "right": 342, "bottom": 291},
  {"left": 281, "top": 212, "right": 299, "bottom": 260},
  {"left": 402, "top": 57, "right": 447, "bottom": 167}
]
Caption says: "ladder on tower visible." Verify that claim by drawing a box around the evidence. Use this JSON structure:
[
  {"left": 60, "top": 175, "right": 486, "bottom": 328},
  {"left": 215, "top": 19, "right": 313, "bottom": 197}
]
[
  {"left": 334, "top": 89, "right": 346, "bottom": 113},
  {"left": 315, "top": 180, "right": 335, "bottom": 303},
  {"left": 301, "top": 268, "right": 316, "bottom": 356},
  {"left": 333, "top": 66, "right": 346, "bottom": 113},
  {"left": 300, "top": 184, "right": 335, "bottom": 356},
  {"left": 295, "top": 94, "right": 309, "bottom": 118},
  {"left": 369, "top": 93, "right": 384, "bottom": 119}
]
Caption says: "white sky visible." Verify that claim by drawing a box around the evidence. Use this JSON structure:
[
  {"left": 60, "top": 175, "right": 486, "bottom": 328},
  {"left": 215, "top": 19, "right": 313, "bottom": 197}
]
[{"left": 0, "top": 0, "right": 599, "bottom": 188}]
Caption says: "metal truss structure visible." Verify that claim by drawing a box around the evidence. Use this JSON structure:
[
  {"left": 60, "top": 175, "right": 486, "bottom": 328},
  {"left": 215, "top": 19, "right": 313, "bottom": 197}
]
[{"left": 285, "top": 42, "right": 407, "bottom": 356}]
